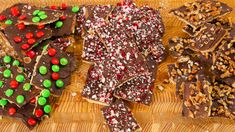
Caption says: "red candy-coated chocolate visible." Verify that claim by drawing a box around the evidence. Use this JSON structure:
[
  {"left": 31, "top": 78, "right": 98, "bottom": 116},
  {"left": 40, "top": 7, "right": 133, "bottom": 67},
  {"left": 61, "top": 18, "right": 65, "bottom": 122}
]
[
  {"left": 27, "top": 38, "right": 36, "bottom": 45},
  {"left": 21, "top": 44, "right": 30, "bottom": 50},
  {"left": 25, "top": 32, "right": 34, "bottom": 39},
  {"left": 48, "top": 48, "right": 57, "bottom": 56},
  {"left": 35, "top": 109, "right": 44, "bottom": 118},
  {"left": 14, "top": 36, "right": 22, "bottom": 43},
  {"left": 60, "top": 15, "right": 66, "bottom": 21},
  {"left": 61, "top": 3, "right": 67, "bottom": 10},
  {"left": 30, "top": 98, "right": 36, "bottom": 104},
  {"left": 10, "top": 7, "right": 20, "bottom": 16},
  {"left": 36, "top": 31, "right": 44, "bottom": 38},
  {"left": 8, "top": 107, "right": 16, "bottom": 116},
  {"left": 37, "top": 24, "right": 45, "bottom": 29},
  {"left": 0, "top": 15, "right": 6, "bottom": 21},
  {"left": 10, "top": 80, "right": 19, "bottom": 89},
  {"left": 26, "top": 50, "right": 36, "bottom": 58},
  {"left": 50, "top": 5, "right": 57, "bottom": 10},
  {"left": 27, "top": 118, "right": 37, "bottom": 126},
  {"left": 17, "top": 23, "right": 25, "bottom": 30},
  {"left": 51, "top": 58, "right": 59, "bottom": 65},
  {"left": 52, "top": 72, "right": 60, "bottom": 80},
  {"left": 19, "top": 15, "right": 26, "bottom": 20}
]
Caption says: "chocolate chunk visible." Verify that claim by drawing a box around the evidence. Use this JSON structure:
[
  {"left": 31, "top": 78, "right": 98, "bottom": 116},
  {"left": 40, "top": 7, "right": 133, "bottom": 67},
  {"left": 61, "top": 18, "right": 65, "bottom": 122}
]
[
  {"left": 101, "top": 99, "right": 141, "bottom": 132},
  {"left": 170, "top": 0, "right": 233, "bottom": 29}
]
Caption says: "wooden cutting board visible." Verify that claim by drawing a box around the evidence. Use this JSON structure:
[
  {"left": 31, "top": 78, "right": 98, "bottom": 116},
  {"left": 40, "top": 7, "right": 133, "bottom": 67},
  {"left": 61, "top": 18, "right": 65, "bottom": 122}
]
[{"left": 0, "top": 0, "right": 235, "bottom": 131}]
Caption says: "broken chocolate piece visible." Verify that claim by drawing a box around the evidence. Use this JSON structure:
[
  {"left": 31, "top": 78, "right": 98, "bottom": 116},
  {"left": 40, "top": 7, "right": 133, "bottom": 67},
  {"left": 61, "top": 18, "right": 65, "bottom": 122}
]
[{"left": 101, "top": 99, "right": 141, "bottom": 132}]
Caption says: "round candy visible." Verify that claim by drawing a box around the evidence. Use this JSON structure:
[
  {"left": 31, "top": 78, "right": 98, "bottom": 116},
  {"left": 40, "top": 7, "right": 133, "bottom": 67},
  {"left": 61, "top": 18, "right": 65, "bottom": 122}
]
[
  {"left": 0, "top": 15, "right": 6, "bottom": 21},
  {"left": 3, "top": 56, "right": 11, "bottom": 63},
  {"left": 35, "top": 109, "right": 44, "bottom": 118},
  {"left": 0, "top": 99, "right": 7, "bottom": 106},
  {"left": 41, "top": 89, "right": 50, "bottom": 98},
  {"left": 38, "top": 97, "right": 47, "bottom": 105},
  {"left": 61, "top": 3, "right": 67, "bottom": 10},
  {"left": 23, "top": 83, "right": 31, "bottom": 91},
  {"left": 50, "top": 5, "right": 57, "bottom": 10},
  {"left": 52, "top": 72, "right": 60, "bottom": 80},
  {"left": 38, "top": 11, "right": 46, "bottom": 16},
  {"left": 36, "top": 31, "right": 44, "bottom": 38},
  {"left": 51, "top": 58, "right": 59, "bottom": 65},
  {"left": 52, "top": 65, "right": 60, "bottom": 72},
  {"left": 12, "top": 60, "right": 20, "bottom": 66},
  {"left": 60, "top": 15, "right": 66, "bottom": 21},
  {"left": 25, "top": 32, "right": 34, "bottom": 39},
  {"left": 5, "top": 20, "right": 12, "bottom": 25},
  {"left": 56, "top": 79, "right": 64, "bottom": 88},
  {"left": 55, "top": 21, "right": 63, "bottom": 28},
  {"left": 48, "top": 48, "right": 56, "bottom": 56},
  {"left": 37, "top": 24, "right": 45, "bottom": 29},
  {"left": 40, "top": 14, "right": 48, "bottom": 20},
  {"left": 0, "top": 81, "right": 3, "bottom": 88},
  {"left": 19, "top": 15, "right": 26, "bottom": 20},
  {"left": 27, "top": 38, "right": 36, "bottom": 45},
  {"left": 33, "top": 10, "right": 40, "bottom": 16},
  {"left": 14, "top": 36, "right": 22, "bottom": 43},
  {"left": 72, "top": 6, "right": 79, "bottom": 13},
  {"left": 16, "top": 95, "right": 24, "bottom": 104},
  {"left": 3, "top": 69, "right": 11, "bottom": 78},
  {"left": 43, "top": 79, "right": 52, "bottom": 88},
  {"left": 30, "top": 98, "right": 36, "bottom": 104},
  {"left": 5, "top": 89, "right": 14, "bottom": 97},
  {"left": 32, "top": 17, "right": 40, "bottom": 23},
  {"left": 44, "top": 105, "right": 51, "bottom": 114},
  {"left": 39, "top": 66, "right": 47, "bottom": 75},
  {"left": 16, "top": 74, "right": 25, "bottom": 83},
  {"left": 26, "top": 50, "right": 36, "bottom": 58},
  {"left": 60, "top": 58, "right": 68, "bottom": 66},
  {"left": 21, "top": 44, "right": 30, "bottom": 50},
  {"left": 28, "top": 118, "right": 37, "bottom": 126},
  {"left": 8, "top": 107, "right": 16, "bottom": 115},
  {"left": 10, "top": 80, "right": 19, "bottom": 89},
  {"left": 17, "top": 23, "right": 25, "bottom": 30}
]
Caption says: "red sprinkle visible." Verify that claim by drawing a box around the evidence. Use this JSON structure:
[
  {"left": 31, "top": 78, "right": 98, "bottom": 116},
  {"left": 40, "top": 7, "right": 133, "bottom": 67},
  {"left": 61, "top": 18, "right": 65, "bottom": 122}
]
[
  {"left": 21, "top": 44, "right": 30, "bottom": 50},
  {"left": 27, "top": 38, "right": 36, "bottom": 45},
  {"left": 8, "top": 107, "right": 16, "bottom": 116},
  {"left": 27, "top": 118, "right": 37, "bottom": 126},
  {"left": 26, "top": 50, "right": 36, "bottom": 58},
  {"left": 30, "top": 98, "right": 36, "bottom": 104},
  {"left": 17, "top": 23, "right": 25, "bottom": 30},
  {"left": 48, "top": 48, "right": 57, "bottom": 56},
  {"left": 61, "top": 3, "right": 67, "bottom": 10},
  {"left": 10, "top": 80, "right": 19, "bottom": 89},
  {"left": 52, "top": 72, "right": 60, "bottom": 80},
  {"left": 60, "top": 15, "right": 66, "bottom": 21},
  {"left": 51, "top": 58, "right": 59, "bottom": 65},
  {"left": 11, "top": 7, "right": 20, "bottom": 16},
  {"left": 50, "top": 5, "right": 57, "bottom": 10},
  {"left": 0, "top": 15, "right": 6, "bottom": 21},
  {"left": 25, "top": 32, "right": 34, "bottom": 39},
  {"left": 14, "top": 36, "right": 22, "bottom": 43},
  {"left": 18, "top": 15, "right": 26, "bottom": 20},
  {"left": 37, "top": 24, "right": 45, "bottom": 29},
  {"left": 36, "top": 31, "right": 44, "bottom": 38},
  {"left": 35, "top": 109, "right": 44, "bottom": 118}
]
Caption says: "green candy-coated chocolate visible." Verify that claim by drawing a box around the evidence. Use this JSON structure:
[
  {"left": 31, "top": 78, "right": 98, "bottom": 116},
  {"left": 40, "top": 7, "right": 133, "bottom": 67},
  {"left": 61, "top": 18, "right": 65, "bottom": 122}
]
[
  {"left": 3, "top": 69, "right": 11, "bottom": 78},
  {"left": 16, "top": 95, "right": 24, "bottom": 104},
  {"left": 41, "top": 89, "right": 50, "bottom": 98},
  {"left": 3, "top": 56, "right": 11, "bottom": 63},
  {"left": 60, "top": 58, "right": 68, "bottom": 66},
  {"left": 5, "top": 20, "right": 12, "bottom": 25},
  {"left": 56, "top": 79, "right": 64, "bottom": 88},
  {"left": 5, "top": 89, "right": 14, "bottom": 97},
  {"left": 39, "top": 66, "right": 47, "bottom": 75},
  {"left": 32, "top": 17, "right": 40, "bottom": 23},
  {"left": 38, "top": 11, "right": 46, "bottom": 16},
  {"left": 33, "top": 10, "right": 40, "bottom": 16},
  {"left": 16, "top": 74, "right": 25, "bottom": 83},
  {"left": 52, "top": 65, "right": 60, "bottom": 72},
  {"left": 43, "top": 79, "right": 52, "bottom": 88},
  {"left": 38, "top": 97, "right": 47, "bottom": 106},
  {"left": 44, "top": 105, "right": 51, "bottom": 113},
  {"left": 72, "top": 6, "right": 79, "bottom": 13},
  {"left": 40, "top": 14, "right": 48, "bottom": 20},
  {"left": 0, "top": 99, "right": 8, "bottom": 106},
  {"left": 23, "top": 83, "right": 31, "bottom": 91},
  {"left": 55, "top": 21, "right": 63, "bottom": 28},
  {"left": 12, "top": 60, "right": 20, "bottom": 66},
  {"left": 0, "top": 81, "right": 3, "bottom": 88}
]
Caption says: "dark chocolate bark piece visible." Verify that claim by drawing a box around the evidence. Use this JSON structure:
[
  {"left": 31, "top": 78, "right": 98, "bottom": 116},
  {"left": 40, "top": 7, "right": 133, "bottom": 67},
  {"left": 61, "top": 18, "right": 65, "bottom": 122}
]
[
  {"left": 31, "top": 40, "right": 76, "bottom": 96},
  {"left": 4, "top": 24, "right": 52, "bottom": 58},
  {"left": 101, "top": 99, "right": 141, "bottom": 132},
  {"left": 19, "top": 5, "right": 63, "bottom": 25},
  {"left": 182, "top": 73, "right": 211, "bottom": 118},
  {"left": 170, "top": 0, "right": 233, "bottom": 29}
]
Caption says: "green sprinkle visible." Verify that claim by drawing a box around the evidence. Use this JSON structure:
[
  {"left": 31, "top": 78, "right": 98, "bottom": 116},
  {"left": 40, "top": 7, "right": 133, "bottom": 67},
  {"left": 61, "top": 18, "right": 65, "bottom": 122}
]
[
  {"left": 56, "top": 79, "right": 64, "bottom": 88},
  {"left": 72, "top": 6, "right": 79, "bottom": 13},
  {"left": 33, "top": 10, "right": 40, "bottom": 16},
  {"left": 38, "top": 11, "right": 46, "bottom": 16},
  {"left": 55, "top": 21, "right": 63, "bottom": 28},
  {"left": 32, "top": 17, "right": 40, "bottom": 23},
  {"left": 0, "top": 99, "right": 8, "bottom": 107},
  {"left": 52, "top": 65, "right": 60, "bottom": 72},
  {"left": 3, "top": 56, "right": 11, "bottom": 63},
  {"left": 16, "top": 74, "right": 25, "bottom": 83},
  {"left": 23, "top": 83, "right": 31, "bottom": 91},
  {"left": 5, "top": 20, "right": 12, "bottom": 25},
  {"left": 38, "top": 97, "right": 47, "bottom": 106},
  {"left": 5, "top": 89, "right": 14, "bottom": 97},
  {"left": 44, "top": 105, "right": 51, "bottom": 113},
  {"left": 43, "top": 79, "right": 52, "bottom": 88},
  {"left": 0, "top": 81, "right": 3, "bottom": 88},
  {"left": 41, "top": 89, "right": 50, "bottom": 98},
  {"left": 39, "top": 66, "right": 47, "bottom": 75},
  {"left": 16, "top": 95, "right": 24, "bottom": 104},
  {"left": 40, "top": 14, "right": 48, "bottom": 20},
  {"left": 3, "top": 69, "right": 11, "bottom": 78},
  {"left": 60, "top": 58, "right": 68, "bottom": 66},
  {"left": 12, "top": 60, "right": 20, "bottom": 66}
]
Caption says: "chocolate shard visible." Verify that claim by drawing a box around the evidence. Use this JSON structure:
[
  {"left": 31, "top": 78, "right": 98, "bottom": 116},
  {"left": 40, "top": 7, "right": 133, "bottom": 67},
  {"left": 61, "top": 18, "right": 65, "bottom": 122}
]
[
  {"left": 101, "top": 99, "right": 141, "bottom": 132},
  {"left": 170, "top": 0, "right": 233, "bottom": 29}
]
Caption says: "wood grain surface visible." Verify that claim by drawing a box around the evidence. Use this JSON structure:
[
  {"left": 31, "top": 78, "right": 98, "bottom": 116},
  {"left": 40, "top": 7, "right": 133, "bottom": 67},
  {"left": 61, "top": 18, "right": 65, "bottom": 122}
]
[{"left": 0, "top": 0, "right": 235, "bottom": 131}]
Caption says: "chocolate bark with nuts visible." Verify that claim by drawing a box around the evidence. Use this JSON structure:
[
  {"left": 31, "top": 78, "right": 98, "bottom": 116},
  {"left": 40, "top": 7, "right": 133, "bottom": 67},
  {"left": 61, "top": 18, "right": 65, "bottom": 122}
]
[
  {"left": 170, "top": 0, "right": 233, "bottom": 29},
  {"left": 101, "top": 99, "right": 141, "bottom": 132}
]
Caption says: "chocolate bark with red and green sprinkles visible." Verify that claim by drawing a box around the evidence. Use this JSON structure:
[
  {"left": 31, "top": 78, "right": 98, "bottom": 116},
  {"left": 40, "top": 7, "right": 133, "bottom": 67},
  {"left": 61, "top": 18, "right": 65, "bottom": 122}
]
[
  {"left": 101, "top": 99, "right": 141, "bottom": 132},
  {"left": 31, "top": 41, "right": 76, "bottom": 96}
]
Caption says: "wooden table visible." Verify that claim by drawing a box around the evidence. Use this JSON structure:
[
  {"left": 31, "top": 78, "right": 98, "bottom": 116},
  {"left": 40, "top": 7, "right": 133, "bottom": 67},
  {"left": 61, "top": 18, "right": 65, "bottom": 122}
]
[{"left": 0, "top": 0, "right": 235, "bottom": 131}]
